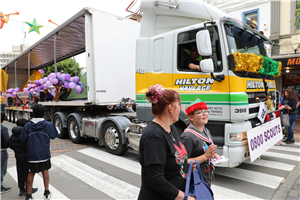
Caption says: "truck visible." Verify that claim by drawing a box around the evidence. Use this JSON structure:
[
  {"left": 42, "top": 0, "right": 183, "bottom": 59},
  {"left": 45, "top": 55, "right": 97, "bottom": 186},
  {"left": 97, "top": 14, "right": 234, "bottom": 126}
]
[{"left": 2, "top": 0, "right": 281, "bottom": 168}]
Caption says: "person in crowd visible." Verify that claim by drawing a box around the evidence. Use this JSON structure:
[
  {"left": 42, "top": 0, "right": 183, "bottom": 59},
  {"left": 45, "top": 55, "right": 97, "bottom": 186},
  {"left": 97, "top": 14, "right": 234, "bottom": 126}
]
[
  {"left": 1, "top": 93, "right": 8, "bottom": 112},
  {"left": 43, "top": 89, "right": 53, "bottom": 101},
  {"left": 20, "top": 104, "right": 59, "bottom": 200},
  {"left": 180, "top": 98, "right": 219, "bottom": 187},
  {"left": 59, "top": 86, "right": 71, "bottom": 101},
  {"left": 8, "top": 118, "right": 38, "bottom": 196},
  {"left": 138, "top": 84, "right": 195, "bottom": 200},
  {"left": 184, "top": 45, "right": 201, "bottom": 70},
  {"left": 1, "top": 112, "right": 11, "bottom": 194},
  {"left": 275, "top": 99, "right": 286, "bottom": 146},
  {"left": 282, "top": 89, "right": 298, "bottom": 144}
]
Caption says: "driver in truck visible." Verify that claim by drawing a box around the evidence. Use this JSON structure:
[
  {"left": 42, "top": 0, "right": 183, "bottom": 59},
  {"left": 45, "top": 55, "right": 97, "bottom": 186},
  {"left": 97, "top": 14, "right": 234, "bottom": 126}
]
[{"left": 184, "top": 45, "right": 206, "bottom": 70}]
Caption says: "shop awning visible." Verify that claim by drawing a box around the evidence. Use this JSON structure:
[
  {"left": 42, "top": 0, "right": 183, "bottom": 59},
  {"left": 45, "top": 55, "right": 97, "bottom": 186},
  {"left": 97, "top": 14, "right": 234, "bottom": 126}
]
[{"left": 272, "top": 55, "right": 300, "bottom": 70}]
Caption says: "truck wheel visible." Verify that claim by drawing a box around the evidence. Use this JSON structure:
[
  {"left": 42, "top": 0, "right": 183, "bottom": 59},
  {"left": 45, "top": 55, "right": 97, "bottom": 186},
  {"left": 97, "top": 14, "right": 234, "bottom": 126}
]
[
  {"left": 54, "top": 115, "right": 68, "bottom": 139},
  {"left": 103, "top": 122, "right": 127, "bottom": 155},
  {"left": 68, "top": 117, "right": 84, "bottom": 143}
]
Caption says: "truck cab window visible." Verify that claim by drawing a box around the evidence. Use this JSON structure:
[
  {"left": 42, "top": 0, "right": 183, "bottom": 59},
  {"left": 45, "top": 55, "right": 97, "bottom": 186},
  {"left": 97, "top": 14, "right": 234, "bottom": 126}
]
[{"left": 177, "top": 26, "right": 223, "bottom": 72}]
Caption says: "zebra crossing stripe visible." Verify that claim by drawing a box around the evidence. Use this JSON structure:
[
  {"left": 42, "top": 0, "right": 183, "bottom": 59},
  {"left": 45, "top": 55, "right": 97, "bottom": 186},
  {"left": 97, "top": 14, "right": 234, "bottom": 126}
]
[
  {"left": 262, "top": 151, "right": 300, "bottom": 161},
  {"left": 244, "top": 159, "right": 295, "bottom": 171},
  {"left": 51, "top": 154, "right": 139, "bottom": 200},
  {"left": 270, "top": 145, "right": 300, "bottom": 153},
  {"left": 7, "top": 167, "right": 69, "bottom": 200},
  {"left": 215, "top": 168, "right": 283, "bottom": 189},
  {"left": 78, "top": 148, "right": 141, "bottom": 175},
  {"left": 212, "top": 184, "right": 264, "bottom": 199}
]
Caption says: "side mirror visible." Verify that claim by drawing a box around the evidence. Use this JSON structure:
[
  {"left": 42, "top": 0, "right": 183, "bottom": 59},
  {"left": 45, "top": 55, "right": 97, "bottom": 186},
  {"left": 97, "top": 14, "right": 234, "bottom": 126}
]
[
  {"left": 200, "top": 58, "right": 214, "bottom": 73},
  {"left": 196, "top": 30, "right": 212, "bottom": 56}
]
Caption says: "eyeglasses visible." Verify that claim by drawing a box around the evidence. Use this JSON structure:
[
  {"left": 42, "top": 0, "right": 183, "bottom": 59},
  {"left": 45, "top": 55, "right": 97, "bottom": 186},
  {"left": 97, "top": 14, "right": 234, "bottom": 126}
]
[{"left": 193, "top": 110, "right": 210, "bottom": 115}]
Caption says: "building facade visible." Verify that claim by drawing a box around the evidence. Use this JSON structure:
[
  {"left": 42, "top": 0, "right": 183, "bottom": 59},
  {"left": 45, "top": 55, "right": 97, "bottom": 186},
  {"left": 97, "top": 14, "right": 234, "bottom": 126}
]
[
  {"left": 0, "top": 45, "right": 29, "bottom": 67},
  {"left": 270, "top": 1, "right": 300, "bottom": 94}
]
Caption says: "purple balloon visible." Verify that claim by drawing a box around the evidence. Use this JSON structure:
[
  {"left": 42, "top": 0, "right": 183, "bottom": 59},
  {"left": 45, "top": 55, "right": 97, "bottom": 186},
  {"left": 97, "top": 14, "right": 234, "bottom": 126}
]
[
  {"left": 24, "top": 88, "right": 28, "bottom": 92},
  {"left": 69, "top": 82, "right": 76, "bottom": 89},
  {"left": 35, "top": 80, "right": 40, "bottom": 86},
  {"left": 39, "top": 85, "right": 44, "bottom": 90},
  {"left": 73, "top": 76, "right": 80, "bottom": 83},
  {"left": 74, "top": 85, "right": 83, "bottom": 94},
  {"left": 2, "top": 93, "right": 5, "bottom": 97},
  {"left": 49, "top": 73, "right": 56, "bottom": 78},
  {"left": 43, "top": 83, "right": 48, "bottom": 89},
  {"left": 11, "top": 88, "right": 15, "bottom": 92},
  {"left": 39, "top": 79, "right": 44, "bottom": 85},
  {"left": 64, "top": 74, "right": 71, "bottom": 80},
  {"left": 35, "top": 87, "right": 40, "bottom": 92},
  {"left": 8, "top": 89, "right": 12, "bottom": 93},
  {"left": 43, "top": 77, "right": 48, "bottom": 82},
  {"left": 52, "top": 78, "right": 58, "bottom": 85},
  {"left": 70, "top": 77, "right": 73, "bottom": 82},
  {"left": 46, "top": 81, "right": 52, "bottom": 87},
  {"left": 61, "top": 74, "right": 65, "bottom": 80},
  {"left": 12, "top": 92, "right": 17, "bottom": 96},
  {"left": 16, "top": 87, "right": 20, "bottom": 92},
  {"left": 64, "top": 82, "right": 70, "bottom": 89},
  {"left": 38, "top": 69, "right": 45, "bottom": 74},
  {"left": 29, "top": 89, "right": 35, "bottom": 93}
]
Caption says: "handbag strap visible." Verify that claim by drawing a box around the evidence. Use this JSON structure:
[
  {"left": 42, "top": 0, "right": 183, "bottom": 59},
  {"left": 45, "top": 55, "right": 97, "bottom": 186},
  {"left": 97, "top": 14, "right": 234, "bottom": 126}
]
[
  {"left": 195, "top": 160, "right": 204, "bottom": 181},
  {"left": 184, "top": 160, "right": 194, "bottom": 200}
]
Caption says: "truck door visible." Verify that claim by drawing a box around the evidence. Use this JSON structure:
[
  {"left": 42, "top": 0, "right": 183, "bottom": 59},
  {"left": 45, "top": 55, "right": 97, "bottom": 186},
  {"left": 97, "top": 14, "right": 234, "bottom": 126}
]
[
  {"left": 147, "top": 32, "right": 173, "bottom": 89},
  {"left": 172, "top": 23, "right": 231, "bottom": 122}
]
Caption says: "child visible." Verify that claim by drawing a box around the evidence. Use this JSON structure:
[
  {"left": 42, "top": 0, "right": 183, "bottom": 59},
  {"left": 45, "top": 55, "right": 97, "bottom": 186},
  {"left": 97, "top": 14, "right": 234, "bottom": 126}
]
[
  {"left": 0, "top": 111, "right": 11, "bottom": 194},
  {"left": 20, "top": 104, "right": 59, "bottom": 200},
  {"left": 9, "top": 118, "right": 38, "bottom": 196}
]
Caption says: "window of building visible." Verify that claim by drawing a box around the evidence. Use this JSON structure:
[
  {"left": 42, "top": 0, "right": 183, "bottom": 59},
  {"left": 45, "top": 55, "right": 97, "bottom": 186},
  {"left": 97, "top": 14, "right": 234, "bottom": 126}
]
[
  {"left": 242, "top": 9, "right": 259, "bottom": 30},
  {"left": 177, "top": 26, "right": 223, "bottom": 72}
]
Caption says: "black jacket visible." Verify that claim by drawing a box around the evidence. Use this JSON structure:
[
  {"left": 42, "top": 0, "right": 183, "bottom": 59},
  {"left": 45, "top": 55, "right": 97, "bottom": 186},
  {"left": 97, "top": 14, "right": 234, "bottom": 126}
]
[
  {"left": 1, "top": 124, "right": 10, "bottom": 150},
  {"left": 9, "top": 126, "right": 27, "bottom": 161}
]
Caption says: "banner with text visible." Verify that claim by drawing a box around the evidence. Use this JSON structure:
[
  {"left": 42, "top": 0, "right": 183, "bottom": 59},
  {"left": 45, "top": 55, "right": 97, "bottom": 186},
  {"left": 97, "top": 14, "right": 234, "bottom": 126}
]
[{"left": 247, "top": 117, "right": 282, "bottom": 162}]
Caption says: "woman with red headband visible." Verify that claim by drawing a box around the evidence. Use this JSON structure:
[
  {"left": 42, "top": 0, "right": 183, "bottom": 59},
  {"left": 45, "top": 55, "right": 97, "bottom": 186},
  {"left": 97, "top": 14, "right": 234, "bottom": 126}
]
[
  {"left": 138, "top": 84, "right": 195, "bottom": 200},
  {"left": 180, "top": 98, "right": 219, "bottom": 187}
]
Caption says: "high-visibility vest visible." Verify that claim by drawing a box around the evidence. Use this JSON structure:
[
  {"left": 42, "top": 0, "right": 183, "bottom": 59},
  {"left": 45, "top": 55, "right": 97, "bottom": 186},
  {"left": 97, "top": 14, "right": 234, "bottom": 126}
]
[{"left": 183, "top": 49, "right": 203, "bottom": 61}]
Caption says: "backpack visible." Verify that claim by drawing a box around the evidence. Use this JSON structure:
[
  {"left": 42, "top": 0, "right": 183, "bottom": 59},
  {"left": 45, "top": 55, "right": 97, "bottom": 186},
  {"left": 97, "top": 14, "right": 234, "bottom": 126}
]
[{"left": 184, "top": 160, "right": 214, "bottom": 200}]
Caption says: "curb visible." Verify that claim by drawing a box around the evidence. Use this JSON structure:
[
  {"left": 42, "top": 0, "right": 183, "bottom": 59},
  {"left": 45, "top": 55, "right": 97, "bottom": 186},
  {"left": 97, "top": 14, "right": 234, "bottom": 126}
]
[{"left": 271, "top": 162, "right": 300, "bottom": 200}]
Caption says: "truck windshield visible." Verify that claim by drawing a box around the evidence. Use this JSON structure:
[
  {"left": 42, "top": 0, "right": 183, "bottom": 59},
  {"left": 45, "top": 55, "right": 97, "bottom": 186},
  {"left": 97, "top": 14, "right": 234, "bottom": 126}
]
[{"left": 225, "top": 23, "right": 268, "bottom": 57}]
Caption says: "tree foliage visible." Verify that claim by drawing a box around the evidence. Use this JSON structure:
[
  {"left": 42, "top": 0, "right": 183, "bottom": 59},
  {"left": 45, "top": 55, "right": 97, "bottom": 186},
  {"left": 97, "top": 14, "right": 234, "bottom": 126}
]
[
  {"left": 290, "top": 1, "right": 300, "bottom": 30},
  {"left": 43, "top": 58, "right": 82, "bottom": 78}
]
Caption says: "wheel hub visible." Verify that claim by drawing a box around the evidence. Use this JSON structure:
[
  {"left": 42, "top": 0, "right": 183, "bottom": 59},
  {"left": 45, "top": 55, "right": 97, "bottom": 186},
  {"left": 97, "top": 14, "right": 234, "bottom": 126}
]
[
  {"left": 70, "top": 121, "right": 78, "bottom": 139},
  {"left": 55, "top": 120, "right": 62, "bottom": 133},
  {"left": 105, "top": 127, "right": 119, "bottom": 150}
]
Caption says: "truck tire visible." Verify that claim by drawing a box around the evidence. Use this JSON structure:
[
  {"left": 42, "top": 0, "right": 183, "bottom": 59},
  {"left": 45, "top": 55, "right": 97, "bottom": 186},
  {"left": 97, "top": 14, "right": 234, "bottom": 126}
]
[
  {"left": 54, "top": 115, "right": 68, "bottom": 139},
  {"left": 68, "top": 117, "right": 84, "bottom": 144},
  {"left": 103, "top": 122, "right": 127, "bottom": 155}
]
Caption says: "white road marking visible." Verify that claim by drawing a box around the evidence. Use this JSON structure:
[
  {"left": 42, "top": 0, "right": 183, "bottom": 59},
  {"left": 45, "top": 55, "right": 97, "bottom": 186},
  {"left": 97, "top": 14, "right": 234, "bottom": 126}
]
[
  {"left": 244, "top": 159, "right": 296, "bottom": 171},
  {"left": 8, "top": 166, "right": 69, "bottom": 199},
  {"left": 51, "top": 154, "right": 139, "bottom": 200},
  {"left": 212, "top": 184, "right": 264, "bottom": 199},
  {"left": 215, "top": 167, "right": 283, "bottom": 189}
]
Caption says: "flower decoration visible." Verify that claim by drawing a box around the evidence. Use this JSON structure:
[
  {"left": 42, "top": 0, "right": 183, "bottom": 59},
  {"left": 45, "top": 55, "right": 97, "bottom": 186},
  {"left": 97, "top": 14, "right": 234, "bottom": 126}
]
[
  {"left": 146, "top": 84, "right": 165, "bottom": 104},
  {"left": 232, "top": 52, "right": 281, "bottom": 77}
]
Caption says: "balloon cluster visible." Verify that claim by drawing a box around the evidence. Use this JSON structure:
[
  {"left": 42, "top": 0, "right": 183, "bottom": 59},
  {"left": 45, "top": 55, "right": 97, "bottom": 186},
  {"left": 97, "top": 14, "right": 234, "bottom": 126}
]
[{"left": 2, "top": 71, "right": 85, "bottom": 98}]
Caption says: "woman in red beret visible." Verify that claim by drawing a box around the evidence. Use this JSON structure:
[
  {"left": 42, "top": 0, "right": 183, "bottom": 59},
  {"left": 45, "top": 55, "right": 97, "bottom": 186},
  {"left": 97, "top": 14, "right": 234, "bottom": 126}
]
[{"left": 180, "top": 98, "right": 219, "bottom": 187}]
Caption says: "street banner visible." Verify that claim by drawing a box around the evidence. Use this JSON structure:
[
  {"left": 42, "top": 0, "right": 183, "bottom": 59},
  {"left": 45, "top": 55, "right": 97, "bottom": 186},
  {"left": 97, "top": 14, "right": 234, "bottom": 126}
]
[
  {"left": 247, "top": 117, "right": 282, "bottom": 162},
  {"left": 17, "top": 92, "right": 29, "bottom": 98}
]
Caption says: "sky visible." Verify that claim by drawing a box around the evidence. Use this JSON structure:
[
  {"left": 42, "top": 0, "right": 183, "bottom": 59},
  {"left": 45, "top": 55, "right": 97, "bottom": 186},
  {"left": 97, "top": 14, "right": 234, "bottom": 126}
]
[{"left": 0, "top": 0, "right": 140, "bottom": 68}]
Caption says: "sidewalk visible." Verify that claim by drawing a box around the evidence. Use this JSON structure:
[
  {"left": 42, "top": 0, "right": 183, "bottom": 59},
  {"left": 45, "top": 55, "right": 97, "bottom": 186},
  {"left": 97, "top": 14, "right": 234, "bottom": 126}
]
[{"left": 271, "top": 118, "right": 300, "bottom": 200}]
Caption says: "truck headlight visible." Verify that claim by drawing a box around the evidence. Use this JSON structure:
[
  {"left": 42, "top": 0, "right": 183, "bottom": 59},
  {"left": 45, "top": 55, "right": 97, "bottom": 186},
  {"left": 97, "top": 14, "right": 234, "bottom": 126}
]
[{"left": 229, "top": 132, "right": 247, "bottom": 142}]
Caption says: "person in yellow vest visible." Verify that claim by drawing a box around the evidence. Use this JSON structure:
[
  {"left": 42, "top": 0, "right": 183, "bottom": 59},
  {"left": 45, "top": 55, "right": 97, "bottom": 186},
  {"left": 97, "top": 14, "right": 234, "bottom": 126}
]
[{"left": 183, "top": 45, "right": 206, "bottom": 70}]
